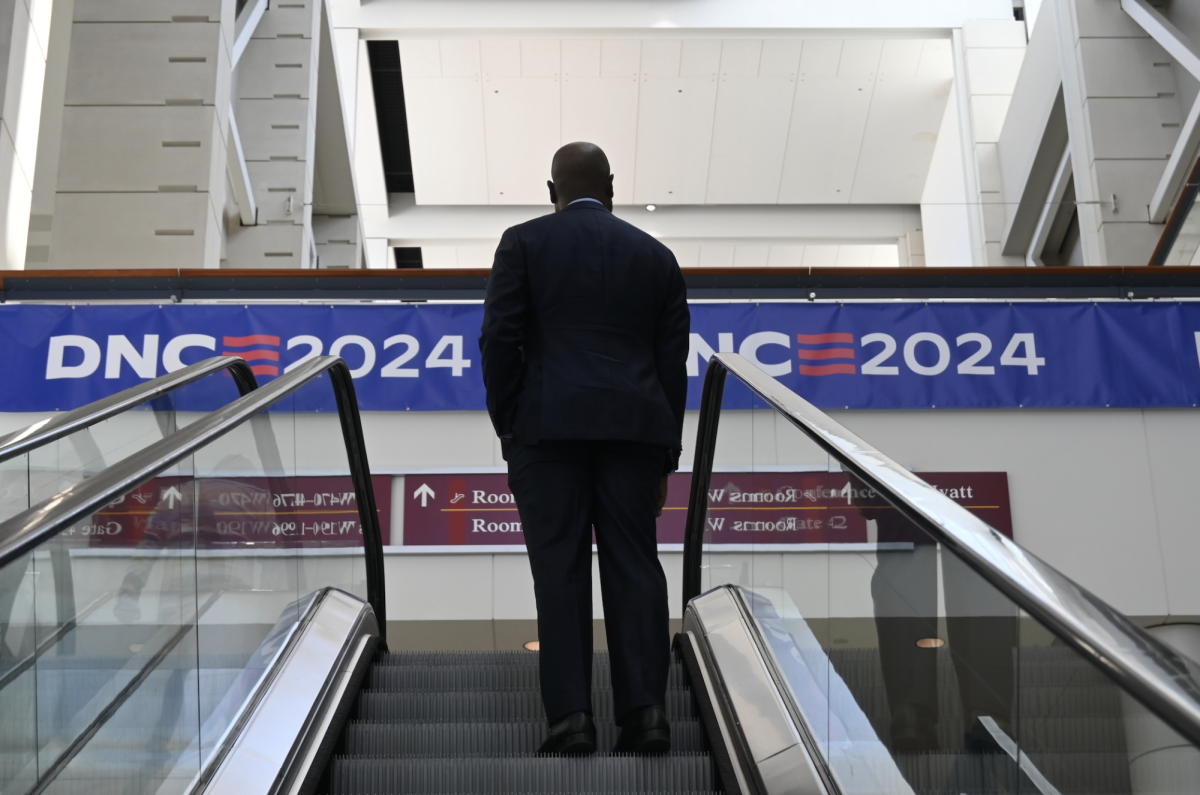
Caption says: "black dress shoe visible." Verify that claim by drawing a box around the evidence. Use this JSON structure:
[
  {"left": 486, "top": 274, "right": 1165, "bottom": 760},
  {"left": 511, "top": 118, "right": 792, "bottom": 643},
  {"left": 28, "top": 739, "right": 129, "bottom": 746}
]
[
  {"left": 613, "top": 705, "right": 671, "bottom": 754},
  {"left": 538, "top": 711, "right": 597, "bottom": 755}
]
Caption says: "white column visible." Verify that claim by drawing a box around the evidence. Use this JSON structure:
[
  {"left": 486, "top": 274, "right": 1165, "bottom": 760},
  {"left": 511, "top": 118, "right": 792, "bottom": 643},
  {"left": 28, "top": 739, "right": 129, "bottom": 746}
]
[
  {"left": 224, "top": 0, "right": 324, "bottom": 268},
  {"left": 0, "top": 0, "right": 52, "bottom": 269},
  {"left": 1122, "top": 624, "right": 1200, "bottom": 794},
  {"left": 958, "top": 20, "right": 1028, "bottom": 267}
]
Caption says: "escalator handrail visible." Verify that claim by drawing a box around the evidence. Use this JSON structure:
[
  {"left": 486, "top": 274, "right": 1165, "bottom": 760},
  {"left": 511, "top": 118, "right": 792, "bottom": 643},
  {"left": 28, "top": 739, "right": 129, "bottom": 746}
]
[
  {"left": 0, "top": 355, "right": 387, "bottom": 634},
  {"left": 0, "top": 355, "right": 259, "bottom": 464},
  {"left": 683, "top": 352, "right": 1200, "bottom": 749}
]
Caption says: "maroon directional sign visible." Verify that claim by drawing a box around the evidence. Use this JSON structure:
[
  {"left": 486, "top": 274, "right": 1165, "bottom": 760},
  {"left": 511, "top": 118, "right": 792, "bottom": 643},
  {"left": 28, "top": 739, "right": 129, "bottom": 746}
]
[
  {"left": 77, "top": 475, "right": 392, "bottom": 549},
  {"left": 400, "top": 471, "right": 1011, "bottom": 546}
]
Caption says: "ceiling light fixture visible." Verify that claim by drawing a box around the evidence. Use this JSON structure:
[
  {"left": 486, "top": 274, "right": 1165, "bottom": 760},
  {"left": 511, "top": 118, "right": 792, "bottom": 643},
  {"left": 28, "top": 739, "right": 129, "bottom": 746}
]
[
  {"left": 645, "top": 204, "right": 657, "bottom": 212},
  {"left": 915, "top": 638, "right": 945, "bottom": 649},
  {"left": 524, "top": 640, "right": 541, "bottom": 651}
]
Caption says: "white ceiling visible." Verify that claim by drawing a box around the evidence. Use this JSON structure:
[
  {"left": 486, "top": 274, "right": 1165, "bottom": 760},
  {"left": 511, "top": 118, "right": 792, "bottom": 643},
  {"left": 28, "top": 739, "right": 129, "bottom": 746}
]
[{"left": 398, "top": 37, "right": 954, "bottom": 207}]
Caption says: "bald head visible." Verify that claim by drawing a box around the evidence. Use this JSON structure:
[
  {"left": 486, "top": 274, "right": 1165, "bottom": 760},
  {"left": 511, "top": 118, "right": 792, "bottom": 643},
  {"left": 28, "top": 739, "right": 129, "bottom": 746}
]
[{"left": 547, "top": 142, "right": 614, "bottom": 212}]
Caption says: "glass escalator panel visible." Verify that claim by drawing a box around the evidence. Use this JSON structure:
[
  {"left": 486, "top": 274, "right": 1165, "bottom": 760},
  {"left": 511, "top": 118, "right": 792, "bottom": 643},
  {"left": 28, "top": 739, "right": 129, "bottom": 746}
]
[
  {"left": 694, "top": 355, "right": 1200, "bottom": 795},
  {"left": 0, "top": 368, "right": 247, "bottom": 524},
  {"left": 0, "top": 363, "right": 377, "bottom": 795}
]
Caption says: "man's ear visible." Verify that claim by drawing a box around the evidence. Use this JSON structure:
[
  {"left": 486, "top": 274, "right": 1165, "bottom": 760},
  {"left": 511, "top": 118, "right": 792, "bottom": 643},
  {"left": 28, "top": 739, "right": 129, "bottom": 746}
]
[
  {"left": 547, "top": 180, "right": 557, "bottom": 205},
  {"left": 606, "top": 174, "right": 614, "bottom": 200}
]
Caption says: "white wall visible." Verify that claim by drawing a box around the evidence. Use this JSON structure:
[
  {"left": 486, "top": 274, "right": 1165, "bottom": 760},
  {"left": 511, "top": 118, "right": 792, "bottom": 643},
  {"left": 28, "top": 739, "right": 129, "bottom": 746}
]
[
  {"left": 353, "top": 405, "right": 1200, "bottom": 624},
  {"left": 4, "top": 398, "right": 1197, "bottom": 625}
]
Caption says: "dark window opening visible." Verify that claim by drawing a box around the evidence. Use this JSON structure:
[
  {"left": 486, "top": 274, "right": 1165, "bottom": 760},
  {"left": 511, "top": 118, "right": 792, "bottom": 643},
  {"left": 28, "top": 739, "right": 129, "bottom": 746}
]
[
  {"left": 367, "top": 41, "right": 415, "bottom": 193},
  {"left": 394, "top": 247, "right": 423, "bottom": 269}
]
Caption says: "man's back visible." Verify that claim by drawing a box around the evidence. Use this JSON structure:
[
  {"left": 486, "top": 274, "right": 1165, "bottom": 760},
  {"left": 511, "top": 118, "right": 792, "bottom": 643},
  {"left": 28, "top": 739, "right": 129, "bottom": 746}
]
[{"left": 480, "top": 201, "right": 690, "bottom": 451}]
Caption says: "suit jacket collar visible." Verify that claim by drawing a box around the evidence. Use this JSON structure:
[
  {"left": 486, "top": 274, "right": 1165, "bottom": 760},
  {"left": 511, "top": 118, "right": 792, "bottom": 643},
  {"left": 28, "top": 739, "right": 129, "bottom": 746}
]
[{"left": 564, "top": 201, "right": 611, "bottom": 213}]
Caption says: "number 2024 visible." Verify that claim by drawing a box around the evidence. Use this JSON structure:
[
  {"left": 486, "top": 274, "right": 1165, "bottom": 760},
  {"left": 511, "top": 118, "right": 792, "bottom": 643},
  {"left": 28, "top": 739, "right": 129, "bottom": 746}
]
[
  {"left": 282, "top": 334, "right": 472, "bottom": 378},
  {"left": 860, "top": 332, "right": 1044, "bottom": 376}
]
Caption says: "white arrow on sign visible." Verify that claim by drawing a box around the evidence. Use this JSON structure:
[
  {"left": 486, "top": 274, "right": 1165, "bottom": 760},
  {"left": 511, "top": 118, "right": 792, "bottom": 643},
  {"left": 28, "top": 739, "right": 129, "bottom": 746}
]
[
  {"left": 413, "top": 483, "right": 435, "bottom": 508},
  {"left": 162, "top": 485, "right": 183, "bottom": 509}
]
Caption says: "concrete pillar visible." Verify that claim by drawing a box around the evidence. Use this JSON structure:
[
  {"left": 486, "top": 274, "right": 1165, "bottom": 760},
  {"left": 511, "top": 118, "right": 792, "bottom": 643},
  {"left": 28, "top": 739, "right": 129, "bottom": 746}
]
[
  {"left": 1122, "top": 624, "right": 1200, "bottom": 794},
  {"left": 1057, "top": 0, "right": 1185, "bottom": 266},
  {"left": 957, "top": 20, "right": 1028, "bottom": 267},
  {"left": 224, "top": 0, "right": 322, "bottom": 268},
  {"left": 44, "top": 0, "right": 234, "bottom": 269}
]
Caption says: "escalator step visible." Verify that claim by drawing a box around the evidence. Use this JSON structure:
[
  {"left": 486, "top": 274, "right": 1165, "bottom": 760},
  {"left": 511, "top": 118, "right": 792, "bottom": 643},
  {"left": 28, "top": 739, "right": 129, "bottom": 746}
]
[
  {"left": 365, "top": 663, "right": 686, "bottom": 691},
  {"left": 341, "top": 719, "right": 706, "bottom": 755},
  {"left": 375, "top": 651, "right": 549, "bottom": 666},
  {"left": 354, "top": 689, "right": 695, "bottom": 723},
  {"left": 325, "top": 754, "right": 715, "bottom": 794}
]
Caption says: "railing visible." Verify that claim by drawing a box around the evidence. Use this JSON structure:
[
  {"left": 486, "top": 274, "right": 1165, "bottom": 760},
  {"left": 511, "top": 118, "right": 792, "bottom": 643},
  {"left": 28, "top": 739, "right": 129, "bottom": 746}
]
[
  {"left": 682, "top": 352, "right": 1200, "bottom": 793},
  {"left": 0, "top": 356, "right": 257, "bottom": 464},
  {"left": 0, "top": 355, "right": 385, "bottom": 795},
  {"left": 5, "top": 266, "right": 1200, "bottom": 301}
]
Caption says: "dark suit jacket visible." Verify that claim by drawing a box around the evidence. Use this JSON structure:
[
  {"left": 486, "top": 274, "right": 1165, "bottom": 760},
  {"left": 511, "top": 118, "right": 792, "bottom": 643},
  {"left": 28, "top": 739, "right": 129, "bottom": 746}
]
[{"left": 479, "top": 201, "right": 690, "bottom": 469}]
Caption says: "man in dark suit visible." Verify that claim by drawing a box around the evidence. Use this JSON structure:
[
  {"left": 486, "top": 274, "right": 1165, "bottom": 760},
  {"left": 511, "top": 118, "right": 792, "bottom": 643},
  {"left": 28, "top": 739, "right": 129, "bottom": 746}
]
[{"left": 479, "top": 142, "right": 690, "bottom": 756}]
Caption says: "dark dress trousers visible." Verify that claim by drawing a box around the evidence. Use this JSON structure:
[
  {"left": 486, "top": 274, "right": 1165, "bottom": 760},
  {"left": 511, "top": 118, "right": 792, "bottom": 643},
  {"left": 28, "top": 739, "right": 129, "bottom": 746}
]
[{"left": 479, "top": 201, "right": 690, "bottom": 725}]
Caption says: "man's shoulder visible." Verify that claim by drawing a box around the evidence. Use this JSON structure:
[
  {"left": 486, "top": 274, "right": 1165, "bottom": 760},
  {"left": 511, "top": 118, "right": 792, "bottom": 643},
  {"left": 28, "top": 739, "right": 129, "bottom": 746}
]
[{"left": 505, "top": 208, "right": 673, "bottom": 258}]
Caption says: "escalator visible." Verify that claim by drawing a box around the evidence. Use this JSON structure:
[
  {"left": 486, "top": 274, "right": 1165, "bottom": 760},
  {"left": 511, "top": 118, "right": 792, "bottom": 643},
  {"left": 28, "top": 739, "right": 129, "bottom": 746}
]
[{"left": 4, "top": 351, "right": 1200, "bottom": 795}]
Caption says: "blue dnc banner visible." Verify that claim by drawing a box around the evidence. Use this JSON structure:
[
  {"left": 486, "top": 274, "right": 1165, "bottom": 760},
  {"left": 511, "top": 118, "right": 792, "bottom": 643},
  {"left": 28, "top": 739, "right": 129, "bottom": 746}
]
[{"left": 3, "top": 301, "right": 1200, "bottom": 412}]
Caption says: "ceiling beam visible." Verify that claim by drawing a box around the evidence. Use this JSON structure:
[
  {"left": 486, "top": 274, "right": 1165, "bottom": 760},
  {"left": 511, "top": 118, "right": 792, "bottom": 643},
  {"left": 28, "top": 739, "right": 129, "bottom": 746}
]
[
  {"left": 369, "top": 195, "right": 920, "bottom": 245},
  {"left": 332, "top": 0, "right": 1014, "bottom": 35}
]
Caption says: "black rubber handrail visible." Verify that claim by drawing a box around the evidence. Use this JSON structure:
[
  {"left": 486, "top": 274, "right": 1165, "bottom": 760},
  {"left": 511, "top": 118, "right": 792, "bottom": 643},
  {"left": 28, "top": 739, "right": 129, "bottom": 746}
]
[
  {"left": 682, "top": 352, "right": 1200, "bottom": 750},
  {"left": 0, "top": 355, "right": 258, "bottom": 464},
  {"left": 0, "top": 355, "right": 386, "bottom": 635}
]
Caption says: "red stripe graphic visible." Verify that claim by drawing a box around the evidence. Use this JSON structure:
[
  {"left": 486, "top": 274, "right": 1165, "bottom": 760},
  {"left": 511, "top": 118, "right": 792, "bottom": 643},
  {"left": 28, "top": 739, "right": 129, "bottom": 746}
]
[
  {"left": 223, "top": 350, "right": 279, "bottom": 362},
  {"left": 797, "top": 333, "right": 854, "bottom": 344},
  {"left": 223, "top": 334, "right": 280, "bottom": 348},
  {"left": 249, "top": 364, "right": 279, "bottom": 377},
  {"left": 799, "top": 364, "right": 856, "bottom": 376},
  {"left": 798, "top": 348, "right": 855, "bottom": 361}
]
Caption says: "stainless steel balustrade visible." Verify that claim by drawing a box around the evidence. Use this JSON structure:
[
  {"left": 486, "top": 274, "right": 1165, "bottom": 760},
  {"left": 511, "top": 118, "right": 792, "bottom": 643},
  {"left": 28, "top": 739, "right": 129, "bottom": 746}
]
[{"left": 681, "top": 351, "right": 1200, "bottom": 795}]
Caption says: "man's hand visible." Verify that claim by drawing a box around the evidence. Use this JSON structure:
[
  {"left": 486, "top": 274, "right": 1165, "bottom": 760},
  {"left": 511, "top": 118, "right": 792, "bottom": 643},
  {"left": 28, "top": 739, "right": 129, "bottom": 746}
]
[{"left": 656, "top": 475, "right": 670, "bottom": 517}]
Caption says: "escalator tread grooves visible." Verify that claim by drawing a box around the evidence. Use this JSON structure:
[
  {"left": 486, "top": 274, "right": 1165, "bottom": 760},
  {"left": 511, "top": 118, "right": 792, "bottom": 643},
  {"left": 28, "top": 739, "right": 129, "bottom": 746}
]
[{"left": 319, "top": 652, "right": 718, "bottom": 795}]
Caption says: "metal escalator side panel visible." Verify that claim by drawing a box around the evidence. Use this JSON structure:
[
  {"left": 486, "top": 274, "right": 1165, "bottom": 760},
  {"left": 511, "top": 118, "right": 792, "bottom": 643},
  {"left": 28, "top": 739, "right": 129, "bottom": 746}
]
[
  {"left": 677, "top": 630, "right": 751, "bottom": 795},
  {"left": 685, "top": 586, "right": 828, "bottom": 795},
  {"left": 199, "top": 588, "right": 378, "bottom": 795},
  {"left": 734, "top": 587, "right": 915, "bottom": 795}
]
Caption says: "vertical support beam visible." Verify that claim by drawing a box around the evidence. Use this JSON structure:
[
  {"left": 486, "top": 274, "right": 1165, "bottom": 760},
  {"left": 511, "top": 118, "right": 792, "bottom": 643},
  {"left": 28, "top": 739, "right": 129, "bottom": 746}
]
[
  {"left": 0, "top": 0, "right": 54, "bottom": 269},
  {"left": 951, "top": 29, "right": 987, "bottom": 267},
  {"left": 1052, "top": 0, "right": 1106, "bottom": 265}
]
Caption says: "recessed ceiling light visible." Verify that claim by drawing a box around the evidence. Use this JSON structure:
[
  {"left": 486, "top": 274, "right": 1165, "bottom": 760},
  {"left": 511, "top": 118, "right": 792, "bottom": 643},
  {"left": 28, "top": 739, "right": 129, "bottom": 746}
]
[
  {"left": 915, "top": 638, "right": 945, "bottom": 649},
  {"left": 645, "top": 204, "right": 657, "bottom": 212},
  {"left": 524, "top": 640, "right": 540, "bottom": 651}
]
